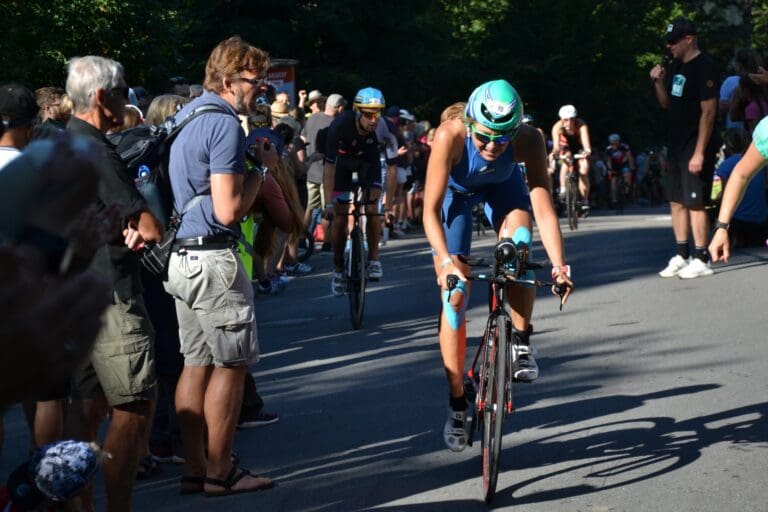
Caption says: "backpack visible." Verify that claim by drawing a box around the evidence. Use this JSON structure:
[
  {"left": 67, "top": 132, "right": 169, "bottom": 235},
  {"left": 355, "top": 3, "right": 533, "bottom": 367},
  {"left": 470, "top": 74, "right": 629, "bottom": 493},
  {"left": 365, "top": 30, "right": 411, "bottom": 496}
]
[{"left": 108, "top": 103, "right": 232, "bottom": 277}]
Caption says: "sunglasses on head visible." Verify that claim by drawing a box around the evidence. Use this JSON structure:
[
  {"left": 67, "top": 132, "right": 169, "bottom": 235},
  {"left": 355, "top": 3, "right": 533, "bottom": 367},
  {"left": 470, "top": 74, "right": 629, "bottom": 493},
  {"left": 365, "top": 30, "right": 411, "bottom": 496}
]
[{"left": 470, "top": 124, "right": 515, "bottom": 145}]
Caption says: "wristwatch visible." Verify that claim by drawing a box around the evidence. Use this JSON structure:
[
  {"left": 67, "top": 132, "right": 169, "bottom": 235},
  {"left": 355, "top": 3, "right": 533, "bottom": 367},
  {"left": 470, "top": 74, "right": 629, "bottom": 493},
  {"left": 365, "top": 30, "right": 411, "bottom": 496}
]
[{"left": 713, "top": 221, "right": 730, "bottom": 232}]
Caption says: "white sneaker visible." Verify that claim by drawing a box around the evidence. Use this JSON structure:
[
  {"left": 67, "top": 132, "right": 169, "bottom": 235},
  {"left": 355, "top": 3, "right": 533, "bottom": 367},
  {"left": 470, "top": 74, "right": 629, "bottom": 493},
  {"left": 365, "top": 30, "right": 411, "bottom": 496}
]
[
  {"left": 367, "top": 260, "right": 383, "bottom": 280},
  {"left": 658, "top": 255, "right": 690, "bottom": 278},
  {"left": 331, "top": 271, "right": 346, "bottom": 297},
  {"left": 677, "top": 258, "right": 713, "bottom": 279}
]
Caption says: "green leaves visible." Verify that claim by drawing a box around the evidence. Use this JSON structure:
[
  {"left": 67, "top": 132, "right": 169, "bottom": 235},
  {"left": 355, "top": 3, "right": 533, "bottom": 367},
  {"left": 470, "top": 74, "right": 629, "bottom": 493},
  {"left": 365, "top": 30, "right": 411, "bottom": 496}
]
[{"left": 2, "top": 0, "right": 765, "bottom": 147}]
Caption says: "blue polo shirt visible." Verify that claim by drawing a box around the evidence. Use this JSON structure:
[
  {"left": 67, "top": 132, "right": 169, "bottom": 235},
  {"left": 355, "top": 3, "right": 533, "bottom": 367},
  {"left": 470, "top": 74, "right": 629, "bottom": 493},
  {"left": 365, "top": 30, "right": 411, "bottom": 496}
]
[{"left": 168, "top": 92, "right": 244, "bottom": 238}]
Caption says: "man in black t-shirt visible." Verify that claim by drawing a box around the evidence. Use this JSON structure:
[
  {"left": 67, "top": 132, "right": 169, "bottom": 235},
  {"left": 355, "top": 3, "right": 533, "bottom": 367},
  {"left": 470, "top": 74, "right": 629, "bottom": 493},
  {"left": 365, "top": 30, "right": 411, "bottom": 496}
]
[
  {"left": 650, "top": 18, "right": 720, "bottom": 279},
  {"left": 66, "top": 55, "right": 164, "bottom": 512}
]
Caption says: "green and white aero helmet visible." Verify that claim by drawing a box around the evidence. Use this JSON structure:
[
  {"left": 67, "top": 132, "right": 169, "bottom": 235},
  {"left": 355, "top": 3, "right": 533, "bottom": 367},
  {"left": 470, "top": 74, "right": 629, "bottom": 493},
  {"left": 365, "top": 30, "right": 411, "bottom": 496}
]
[{"left": 465, "top": 79, "right": 524, "bottom": 133}]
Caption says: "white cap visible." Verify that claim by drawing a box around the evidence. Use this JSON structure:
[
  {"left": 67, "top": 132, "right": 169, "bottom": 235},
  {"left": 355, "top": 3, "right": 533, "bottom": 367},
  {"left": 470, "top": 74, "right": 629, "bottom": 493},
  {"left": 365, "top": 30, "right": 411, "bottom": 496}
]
[
  {"left": 558, "top": 104, "right": 577, "bottom": 119},
  {"left": 399, "top": 109, "right": 416, "bottom": 122},
  {"left": 308, "top": 90, "right": 325, "bottom": 104}
]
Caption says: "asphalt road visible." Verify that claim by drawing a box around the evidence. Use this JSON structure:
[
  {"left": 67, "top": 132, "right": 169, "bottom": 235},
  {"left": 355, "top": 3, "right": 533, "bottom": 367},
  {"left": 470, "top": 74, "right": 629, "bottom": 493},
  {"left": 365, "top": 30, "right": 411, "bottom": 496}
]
[{"left": 3, "top": 206, "right": 767, "bottom": 511}]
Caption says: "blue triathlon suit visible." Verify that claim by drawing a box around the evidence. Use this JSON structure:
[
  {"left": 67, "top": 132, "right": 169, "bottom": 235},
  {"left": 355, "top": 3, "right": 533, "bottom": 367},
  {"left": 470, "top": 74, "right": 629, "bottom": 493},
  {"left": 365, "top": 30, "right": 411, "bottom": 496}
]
[{"left": 443, "top": 135, "right": 531, "bottom": 255}]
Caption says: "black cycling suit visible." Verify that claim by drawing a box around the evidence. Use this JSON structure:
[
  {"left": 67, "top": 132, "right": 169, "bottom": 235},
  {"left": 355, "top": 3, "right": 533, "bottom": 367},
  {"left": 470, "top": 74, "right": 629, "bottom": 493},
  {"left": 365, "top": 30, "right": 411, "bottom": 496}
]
[{"left": 324, "top": 110, "right": 384, "bottom": 192}]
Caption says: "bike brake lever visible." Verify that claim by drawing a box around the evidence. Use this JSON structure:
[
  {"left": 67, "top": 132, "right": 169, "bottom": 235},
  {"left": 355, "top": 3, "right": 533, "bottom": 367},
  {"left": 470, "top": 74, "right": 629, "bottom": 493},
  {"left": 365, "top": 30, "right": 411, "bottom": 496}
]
[{"left": 554, "top": 283, "right": 568, "bottom": 311}]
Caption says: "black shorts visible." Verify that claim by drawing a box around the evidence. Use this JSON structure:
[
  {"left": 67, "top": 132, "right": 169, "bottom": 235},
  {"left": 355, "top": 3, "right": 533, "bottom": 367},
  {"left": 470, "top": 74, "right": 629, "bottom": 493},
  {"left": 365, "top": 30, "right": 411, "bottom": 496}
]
[
  {"left": 333, "top": 157, "right": 382, "bottom": 192},
  {"left": 35, "top": 381, "right": 71, "bottom": 402},
  {"left": 668, "top": 145, "right": 716, "bottom": 207}
]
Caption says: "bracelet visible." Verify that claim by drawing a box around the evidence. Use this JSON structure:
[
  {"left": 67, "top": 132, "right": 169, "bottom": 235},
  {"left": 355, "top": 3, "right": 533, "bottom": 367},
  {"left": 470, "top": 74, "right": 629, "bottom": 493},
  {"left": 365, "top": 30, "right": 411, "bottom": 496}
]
[
  {"left": 439, "top": 257, "right": 454, "bottom": 269},
  {"left": 713, "top": 220, "right": 730, "bottom": 232},
  {"left": 551, "top": 265, "right": 571, "bottom": 279}
]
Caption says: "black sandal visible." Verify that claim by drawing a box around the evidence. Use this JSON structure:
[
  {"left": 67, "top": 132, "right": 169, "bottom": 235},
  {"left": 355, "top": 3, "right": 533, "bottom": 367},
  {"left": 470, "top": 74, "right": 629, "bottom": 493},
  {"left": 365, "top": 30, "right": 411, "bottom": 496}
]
[
  {"left": 203, "top": 466, "right": 274, "bottom": 497},
  {"left": 180, "top": 475, "right": 205, "bottom": 495}
]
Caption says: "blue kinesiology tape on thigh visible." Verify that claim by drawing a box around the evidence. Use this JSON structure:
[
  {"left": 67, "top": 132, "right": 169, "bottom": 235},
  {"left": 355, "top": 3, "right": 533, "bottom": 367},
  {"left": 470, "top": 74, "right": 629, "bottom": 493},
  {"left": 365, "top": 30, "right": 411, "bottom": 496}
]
[
  {"left": 512, "top": 226, "right": 531, "bottom": 246},
  {"left": 442, "top": 280, "right": 468, "bottom": 330}
]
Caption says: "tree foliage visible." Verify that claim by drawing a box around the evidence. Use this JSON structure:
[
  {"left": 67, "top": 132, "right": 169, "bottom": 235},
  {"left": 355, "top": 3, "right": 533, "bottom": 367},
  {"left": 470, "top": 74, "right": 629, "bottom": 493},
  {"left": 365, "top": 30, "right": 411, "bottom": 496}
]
[{"left": 1, "top": 0, "right": 765, "bottom": 148}]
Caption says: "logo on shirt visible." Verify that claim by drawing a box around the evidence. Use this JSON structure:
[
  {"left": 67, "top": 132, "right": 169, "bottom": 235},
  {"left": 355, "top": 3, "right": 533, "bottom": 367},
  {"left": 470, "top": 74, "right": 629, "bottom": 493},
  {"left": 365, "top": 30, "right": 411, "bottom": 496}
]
[
  {"left": 477, "top": 165, "right": 495, "bottom": 175},
  {"left": 671, "top": 74, "right": 686, "bottom": 97}
]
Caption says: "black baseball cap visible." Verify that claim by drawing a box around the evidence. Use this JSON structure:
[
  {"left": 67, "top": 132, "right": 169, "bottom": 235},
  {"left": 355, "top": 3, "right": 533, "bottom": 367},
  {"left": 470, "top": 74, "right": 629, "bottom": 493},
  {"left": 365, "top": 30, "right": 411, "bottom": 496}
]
[
  {"left": 385, "top": 105, "right": 400, "bottom": 118},
  {"left": 665, "top": 17, "right": 697, "bottom": 44},
  {"left": 0, "top": 84, "right": 39, "bottom": 127}
]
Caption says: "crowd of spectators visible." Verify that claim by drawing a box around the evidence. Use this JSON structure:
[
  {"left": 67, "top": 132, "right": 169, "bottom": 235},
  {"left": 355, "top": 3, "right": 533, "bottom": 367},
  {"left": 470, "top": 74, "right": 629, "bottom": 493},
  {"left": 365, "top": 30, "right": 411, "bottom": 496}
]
[
  {"left": 0, "top": 33, "right": 433, "bottom": 510},
  {"left": 1, "top": 20, "right": 767, "bottom": 509}
]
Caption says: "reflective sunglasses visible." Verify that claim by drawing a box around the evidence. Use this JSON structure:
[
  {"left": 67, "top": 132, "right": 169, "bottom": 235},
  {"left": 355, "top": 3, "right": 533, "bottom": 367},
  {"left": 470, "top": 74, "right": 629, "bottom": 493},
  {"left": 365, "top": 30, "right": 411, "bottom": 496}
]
[
  {"left": 359, "top": 110, "right": 381, "bottom": 120},
  {"left": 470, "top": 124, "right": 515, "bottom": 145}
]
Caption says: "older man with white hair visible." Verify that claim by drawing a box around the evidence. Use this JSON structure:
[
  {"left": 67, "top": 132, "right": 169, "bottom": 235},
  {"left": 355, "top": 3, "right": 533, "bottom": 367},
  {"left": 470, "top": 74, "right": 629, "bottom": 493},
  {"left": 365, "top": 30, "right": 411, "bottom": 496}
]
[{"left": 65, "top": 55, "right": 163, "bottom": 512}]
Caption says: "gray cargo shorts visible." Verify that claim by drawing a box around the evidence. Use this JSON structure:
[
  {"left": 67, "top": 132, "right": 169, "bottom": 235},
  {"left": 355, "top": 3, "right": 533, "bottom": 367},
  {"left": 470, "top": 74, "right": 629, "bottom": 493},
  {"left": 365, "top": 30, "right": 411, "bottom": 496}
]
[{"left": 163, "top": 247, "right": 260, "bottom": 367}]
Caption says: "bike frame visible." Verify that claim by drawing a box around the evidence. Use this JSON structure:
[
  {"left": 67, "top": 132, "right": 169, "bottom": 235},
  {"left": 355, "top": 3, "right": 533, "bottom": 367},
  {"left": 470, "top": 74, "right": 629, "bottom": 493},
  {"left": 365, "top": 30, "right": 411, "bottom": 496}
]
[
  {"left": 342, "top": 179, "right": 382, "bottom": 330},
  {"left": 451, "top": 236, "right": 564, "bottom": 503}
]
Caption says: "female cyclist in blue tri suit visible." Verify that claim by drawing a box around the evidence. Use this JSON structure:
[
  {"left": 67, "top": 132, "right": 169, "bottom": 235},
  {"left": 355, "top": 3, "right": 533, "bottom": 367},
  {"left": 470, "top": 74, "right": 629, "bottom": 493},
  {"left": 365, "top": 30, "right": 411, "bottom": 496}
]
[{"left": 423, "top": 80, "right": 574, "bottom": 452}]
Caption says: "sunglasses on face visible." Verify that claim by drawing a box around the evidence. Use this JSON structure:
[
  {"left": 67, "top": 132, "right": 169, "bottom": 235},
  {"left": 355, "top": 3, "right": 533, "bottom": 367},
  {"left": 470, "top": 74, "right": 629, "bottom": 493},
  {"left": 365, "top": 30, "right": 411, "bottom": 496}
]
[
  {"left": 470, "top": 124, "right": 515, "bottom": 145},
  {"left": 667, "top": 35, "right": 690, "bottom": 46},
  {"left": 109, "top": 86, "right": 129, "bottom": 100},
  {"left": 359, "top": 110, "right": 381, "bottom": 120},
  {"left": 236, "top": 76, "right": 265, "bottom": 87}
]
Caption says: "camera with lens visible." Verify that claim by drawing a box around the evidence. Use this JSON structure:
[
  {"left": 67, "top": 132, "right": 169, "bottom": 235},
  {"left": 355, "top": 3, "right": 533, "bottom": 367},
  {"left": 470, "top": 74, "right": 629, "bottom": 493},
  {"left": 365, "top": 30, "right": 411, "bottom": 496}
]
[{"left": 245, "top": 140, "right": 270, "bottom": 178}]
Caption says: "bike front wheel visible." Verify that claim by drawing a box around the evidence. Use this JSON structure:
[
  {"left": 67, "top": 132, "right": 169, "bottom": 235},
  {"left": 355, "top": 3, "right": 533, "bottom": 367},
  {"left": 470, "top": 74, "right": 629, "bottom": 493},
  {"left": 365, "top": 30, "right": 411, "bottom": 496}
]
[
  {"left": 482, "top": 316, "right": 507, "bottom": 503},
  {"left": 347, "top": 226, "right": 366, "bottom": 330}
]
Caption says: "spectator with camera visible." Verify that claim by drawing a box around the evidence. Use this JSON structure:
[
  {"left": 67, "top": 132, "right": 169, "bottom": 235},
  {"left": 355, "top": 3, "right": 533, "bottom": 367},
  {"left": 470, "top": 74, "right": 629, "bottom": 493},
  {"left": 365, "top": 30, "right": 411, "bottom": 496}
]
[{"left": 163, "top": 36, "right": 275, "bottom": 497}]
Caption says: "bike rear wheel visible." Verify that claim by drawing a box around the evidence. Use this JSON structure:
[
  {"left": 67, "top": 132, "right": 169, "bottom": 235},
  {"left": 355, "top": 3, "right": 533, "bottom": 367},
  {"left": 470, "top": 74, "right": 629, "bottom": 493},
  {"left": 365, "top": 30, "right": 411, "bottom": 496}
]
[
  {"left": 347, "top": 226, "right": 366, "bottom": 330},
  {"left": 566, "top": 176, "right": 579, "bottom": 231},
  {"left": 482, "top": 316, "right": 506, "bottom": 503}
]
